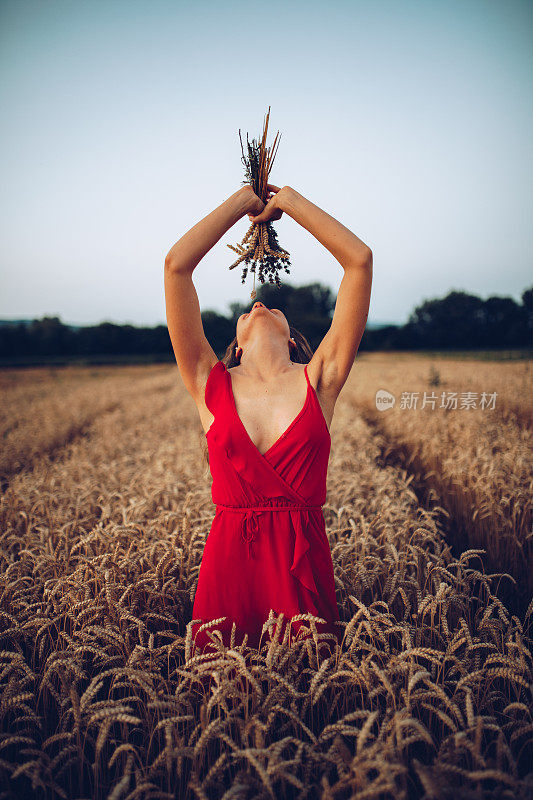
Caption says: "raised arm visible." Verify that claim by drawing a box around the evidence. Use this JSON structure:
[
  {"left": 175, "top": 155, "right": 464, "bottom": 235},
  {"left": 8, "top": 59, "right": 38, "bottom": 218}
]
[
  {"left": 164, "top": 185, "right": 264, "bottom": 400},
  {"left": 250, "top": 185, "right": 373, "bottom": 398}
]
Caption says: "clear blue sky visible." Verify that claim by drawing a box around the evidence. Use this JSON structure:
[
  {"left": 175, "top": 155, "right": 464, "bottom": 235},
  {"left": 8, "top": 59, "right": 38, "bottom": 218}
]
[{"left": 1, "top": 0, "right": 531, "bottom": 327}]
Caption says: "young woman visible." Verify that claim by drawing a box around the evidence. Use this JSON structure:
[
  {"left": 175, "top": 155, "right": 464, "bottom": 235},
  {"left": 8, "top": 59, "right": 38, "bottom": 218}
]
[{"left": 164, "top": 184, "right": 372, "bottom": 654}]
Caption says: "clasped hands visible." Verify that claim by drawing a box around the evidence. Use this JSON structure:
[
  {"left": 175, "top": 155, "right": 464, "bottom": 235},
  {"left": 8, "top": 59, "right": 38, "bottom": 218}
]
[{"left": 242, "top": 183, "right": 285, "bottom": 224}]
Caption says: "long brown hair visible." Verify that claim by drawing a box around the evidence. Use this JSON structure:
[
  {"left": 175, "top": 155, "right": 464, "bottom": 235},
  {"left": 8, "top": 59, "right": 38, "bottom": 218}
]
[{"left": 200, "top": 325, "right": 314, "bottom": 467}]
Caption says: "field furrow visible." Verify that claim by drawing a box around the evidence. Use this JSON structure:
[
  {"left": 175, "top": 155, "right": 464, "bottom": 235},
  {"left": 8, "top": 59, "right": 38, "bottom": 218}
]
[{"left": 346, "top": 354, "right": 533, "bottom": 616}]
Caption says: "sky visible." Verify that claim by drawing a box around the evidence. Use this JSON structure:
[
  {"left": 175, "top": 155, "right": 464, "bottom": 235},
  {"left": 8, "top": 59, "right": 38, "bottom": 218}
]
[{"left": 1, "top": 0, "right": 532, "bottom": 327}]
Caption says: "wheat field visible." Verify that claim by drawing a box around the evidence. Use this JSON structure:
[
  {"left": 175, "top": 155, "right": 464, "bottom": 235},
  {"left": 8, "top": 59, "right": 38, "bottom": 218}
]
[{"left": 0, "top": 354, "right": 531, "bottom": 800}]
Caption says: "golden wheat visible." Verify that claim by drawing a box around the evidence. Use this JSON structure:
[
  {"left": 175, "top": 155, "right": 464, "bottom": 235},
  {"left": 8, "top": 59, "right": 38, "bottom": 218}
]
[{"left": 0, "top": 357, "right": 531, "bottom": 798}]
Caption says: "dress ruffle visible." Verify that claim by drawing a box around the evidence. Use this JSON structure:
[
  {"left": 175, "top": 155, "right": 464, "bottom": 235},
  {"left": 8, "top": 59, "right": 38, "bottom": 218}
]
[{"left": 289, "top": 509, "right": 318, "bottom": 596}]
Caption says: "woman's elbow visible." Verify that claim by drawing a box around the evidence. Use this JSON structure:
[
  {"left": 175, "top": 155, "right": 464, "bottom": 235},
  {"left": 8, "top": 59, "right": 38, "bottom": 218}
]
[{"left": 164, "top": 253, "right": 177, "bottom": 271}]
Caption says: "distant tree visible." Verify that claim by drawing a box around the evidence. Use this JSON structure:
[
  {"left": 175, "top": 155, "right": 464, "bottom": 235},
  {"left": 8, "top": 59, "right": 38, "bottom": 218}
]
[
  {"left": 522, "top": 286, "right": 533, "bottom": 313},
  {"left": 404, "top": 288, "right": 532, "bottom": 349},
  {"left": 522, "top": 286, "right": 533, "bottom": 344},
  {"left": 1, "top": 282, "right": 531, "bottom": 364},
  {"left": 408, "top": 291, "right": 488, "bottom": 348},
  {"left": 27, "top": 316, "right": 73, "bottom": 355},
  {"left": 200, "top": 311, "right": 235, "bottom": 354},
  {"left": 481, "top": 295, "right": 525, "bottom": 347},
  {"left": 78, "top": 322, "right": 128, "bottom": 355},
  {"left": 0, "top": 322, "right": 31, "bottom": 357},
  {"left": 360, "top": 324, "right": 401, "bottom": 351}
]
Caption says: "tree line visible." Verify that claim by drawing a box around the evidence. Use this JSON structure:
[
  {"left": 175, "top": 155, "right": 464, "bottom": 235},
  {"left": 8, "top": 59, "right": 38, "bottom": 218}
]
[{"left": 0, "top": 283, "right": 531, "bottom": 365}]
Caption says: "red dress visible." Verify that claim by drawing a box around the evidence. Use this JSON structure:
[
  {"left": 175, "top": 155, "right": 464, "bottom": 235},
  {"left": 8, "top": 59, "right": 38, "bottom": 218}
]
[{"left": 191, "top": 360, "right": 341, "bottom": 654}]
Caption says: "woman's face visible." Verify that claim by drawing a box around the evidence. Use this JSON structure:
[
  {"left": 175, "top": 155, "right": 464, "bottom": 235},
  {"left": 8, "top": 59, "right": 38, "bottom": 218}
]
[{"left": 236, "top": 302, "right": 290, "bottom": 346}]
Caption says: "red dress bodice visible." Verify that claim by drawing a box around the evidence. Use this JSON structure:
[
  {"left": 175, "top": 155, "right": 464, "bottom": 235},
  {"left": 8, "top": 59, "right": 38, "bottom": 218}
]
[{"left": 191, "top": 360, "right": 341, "bottom": 653}]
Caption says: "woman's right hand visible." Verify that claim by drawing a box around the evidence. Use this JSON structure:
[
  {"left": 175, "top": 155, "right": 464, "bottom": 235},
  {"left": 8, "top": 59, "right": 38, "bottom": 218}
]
[{"left": 247, "top": 184, "right": 287, "bottom": 224}]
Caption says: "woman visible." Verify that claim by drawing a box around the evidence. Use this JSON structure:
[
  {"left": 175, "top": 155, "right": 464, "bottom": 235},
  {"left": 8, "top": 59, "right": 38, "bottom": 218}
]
[{"left": 164, "top": 183, "right": 372, "bottom": 654}]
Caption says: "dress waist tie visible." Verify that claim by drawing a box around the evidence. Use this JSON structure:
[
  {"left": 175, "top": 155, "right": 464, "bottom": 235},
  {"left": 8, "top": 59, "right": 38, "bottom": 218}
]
[{"left": 215, "top": 503, "right": 322, "bottom": 559}]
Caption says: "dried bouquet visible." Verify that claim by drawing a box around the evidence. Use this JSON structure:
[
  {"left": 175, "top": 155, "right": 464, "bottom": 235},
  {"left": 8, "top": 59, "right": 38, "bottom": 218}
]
[{"left": 227, "top": 106, "right": 291, "bottom": 299}]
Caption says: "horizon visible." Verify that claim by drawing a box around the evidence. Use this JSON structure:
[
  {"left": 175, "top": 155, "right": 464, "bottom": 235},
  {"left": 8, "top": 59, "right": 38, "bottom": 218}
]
[
  {"left": 0, "top": 277, "right": 530, "bottom": 331},
  {"left": 0, "top": 310, "right": 400, "bottom": 329}
]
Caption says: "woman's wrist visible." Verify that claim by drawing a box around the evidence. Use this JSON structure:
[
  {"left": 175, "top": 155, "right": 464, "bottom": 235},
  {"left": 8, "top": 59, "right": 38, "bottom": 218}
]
[
  {"left": 237, "top": 185, "right": 260, "bottom": 214},
  {"left": 225, "top": 185, "right": 252, "bottom": 219},
  {"left": 275, "top": 186, "right": 299, "bottom": 214}
]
